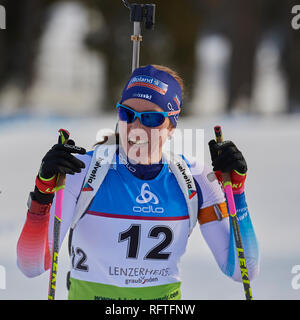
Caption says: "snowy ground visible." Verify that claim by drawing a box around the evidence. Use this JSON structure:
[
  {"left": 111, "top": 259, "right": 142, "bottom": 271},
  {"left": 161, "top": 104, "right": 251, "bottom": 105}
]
[{"left": 0, "top": 112, "right": 300, "bottom": 300}]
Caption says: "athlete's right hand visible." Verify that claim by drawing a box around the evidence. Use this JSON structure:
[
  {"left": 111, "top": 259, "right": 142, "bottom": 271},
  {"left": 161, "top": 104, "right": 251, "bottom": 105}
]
[
  {"left": 40, "top": 140, "right": 86, "bottom": 178},
  {"left": 36, "top": 140, "right": 86, "bottom": 195}
]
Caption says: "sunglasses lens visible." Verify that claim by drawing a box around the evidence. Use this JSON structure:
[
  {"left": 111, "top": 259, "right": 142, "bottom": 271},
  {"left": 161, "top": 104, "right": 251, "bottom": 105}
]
[
  {"left": 141, "top": 113, "right": 165, "bottom": 127},
  {"left": 118, "top": 106, "right": 135, "bottom": 123},
  {"left": 117, "top": 104, "right": 167, "bottom": 127}
]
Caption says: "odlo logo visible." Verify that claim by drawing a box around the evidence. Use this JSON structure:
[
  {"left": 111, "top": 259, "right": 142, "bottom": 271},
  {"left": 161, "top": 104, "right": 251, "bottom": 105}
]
[{"left": 133, "top": 183, "right": 164, "bottom": 214}]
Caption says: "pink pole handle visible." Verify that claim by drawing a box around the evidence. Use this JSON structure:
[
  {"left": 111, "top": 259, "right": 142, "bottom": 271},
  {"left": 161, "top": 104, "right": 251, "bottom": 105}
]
[{"left": 223, "top": 182, "right": 237, "bottom": 217}]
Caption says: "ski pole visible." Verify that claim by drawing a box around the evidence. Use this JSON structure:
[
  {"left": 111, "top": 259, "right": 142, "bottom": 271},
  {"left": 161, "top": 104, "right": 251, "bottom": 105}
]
[
  {"left": 48, "top": 128, "right": 70, "bottom": 300},
  {"left": 214, "top": 125, "right": 253, "bottom": 300}
]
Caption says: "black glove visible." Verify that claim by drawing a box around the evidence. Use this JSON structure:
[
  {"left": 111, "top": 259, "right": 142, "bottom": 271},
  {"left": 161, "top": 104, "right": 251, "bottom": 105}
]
[
  {"left": 33, "top": 140, "right": 86, "bottom": 204},
  {"left": 40, "top": 140, "right": 86, "bottom": 179},
  {"left": 208, "top": 140, "right": 247, "bottom": 174}
]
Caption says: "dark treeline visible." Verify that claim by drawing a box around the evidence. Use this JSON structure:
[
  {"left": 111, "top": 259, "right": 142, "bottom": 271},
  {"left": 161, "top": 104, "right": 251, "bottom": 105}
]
[{"left": 0, "top": 0, "right": 299, "bottom": 113}]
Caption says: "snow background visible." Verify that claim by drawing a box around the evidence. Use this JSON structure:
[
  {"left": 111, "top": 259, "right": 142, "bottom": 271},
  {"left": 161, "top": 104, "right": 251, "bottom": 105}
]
[
  {"left": 0, "top": 1, "right": 300, "bottom": 300},
  {"left": 0, "top": 113, "right": 300, "bottom": 300}
]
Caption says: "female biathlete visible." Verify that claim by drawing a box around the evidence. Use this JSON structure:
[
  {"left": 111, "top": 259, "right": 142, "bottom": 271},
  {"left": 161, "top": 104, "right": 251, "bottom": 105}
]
[{"left": 17, "top": 64, "right": 259, "bottom": 300}]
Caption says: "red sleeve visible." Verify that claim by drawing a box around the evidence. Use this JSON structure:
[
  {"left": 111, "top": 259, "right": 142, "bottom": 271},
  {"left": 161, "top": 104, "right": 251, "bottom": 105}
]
[{"left": 17, "top": 210, "right": 51, "bottom": 278}]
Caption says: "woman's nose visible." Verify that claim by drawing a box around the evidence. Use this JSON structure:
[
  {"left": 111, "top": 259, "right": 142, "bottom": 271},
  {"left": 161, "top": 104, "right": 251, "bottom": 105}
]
[
  {"left": 128, "top": 117, "right": 151, "bottom": 137},
  {"left": 130, "top": 116, "right": 143, "bottom": 129}
]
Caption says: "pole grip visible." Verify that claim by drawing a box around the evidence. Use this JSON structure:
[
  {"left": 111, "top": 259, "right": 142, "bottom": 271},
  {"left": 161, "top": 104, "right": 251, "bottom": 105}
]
[
  {"left": 56, "top": 129, "right": 70, "bottom": 188},
  {"left": 214, "top": 126, "right": 231, "bottom": 183}
]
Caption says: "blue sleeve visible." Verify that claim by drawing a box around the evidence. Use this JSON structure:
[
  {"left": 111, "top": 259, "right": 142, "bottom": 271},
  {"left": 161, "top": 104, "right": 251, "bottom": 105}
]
[{"left": 224, "top": 192, "right": 260, "bottom": 280}]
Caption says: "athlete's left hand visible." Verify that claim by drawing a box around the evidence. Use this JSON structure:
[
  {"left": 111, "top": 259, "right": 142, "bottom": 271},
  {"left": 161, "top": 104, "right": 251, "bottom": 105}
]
[{"left": 208, "top": 140, "right": 247, "bottom": 194}]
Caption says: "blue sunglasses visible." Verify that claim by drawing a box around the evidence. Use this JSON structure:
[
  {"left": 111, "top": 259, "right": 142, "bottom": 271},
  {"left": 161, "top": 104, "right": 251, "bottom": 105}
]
[{"left": 116, "top": 103, "right": 180, "bottom": 128}]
